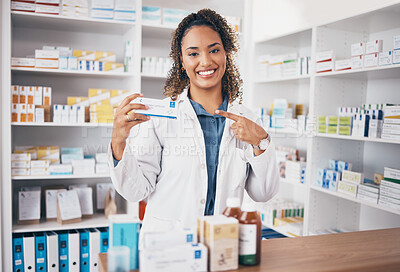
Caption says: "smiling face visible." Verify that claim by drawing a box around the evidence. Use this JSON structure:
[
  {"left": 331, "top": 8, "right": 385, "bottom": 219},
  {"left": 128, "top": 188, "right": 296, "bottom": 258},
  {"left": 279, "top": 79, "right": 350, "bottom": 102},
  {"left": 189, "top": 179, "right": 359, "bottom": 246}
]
[{"left": 180, "top": 25, "right": 226, "bottom": 94}]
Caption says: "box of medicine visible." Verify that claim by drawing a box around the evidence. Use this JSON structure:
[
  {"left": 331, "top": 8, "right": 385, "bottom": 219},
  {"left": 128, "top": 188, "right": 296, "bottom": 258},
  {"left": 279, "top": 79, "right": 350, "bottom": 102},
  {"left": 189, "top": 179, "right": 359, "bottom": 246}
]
[
  {"left": 61, "top": 105, "right": 70, "bottom": 123},
  {"left": 19, "top": 86, "right": 28, "bottom": 104},
  {"left": 338, "top": 180, "right": 358, "bottom": 197},
  {"left": 142, "top": 6, "right": 162, "bottom": 25},
  {"left": 328, "top": 116, "right": 338, "bottom": 125},
  {"left": 379, "top": 51, "right": 392, "bottom": 66},
  {"left": 351, "top": 42, "right": 365, "bottom": 56},
  {"left": 35, "top": 107, "right": 44, "bottom": 122},
  {"left": 73, "top": 50, "right": 95, "bottom": 61},
  {"left": 95, "top": 51, "right": 116, "bottom": 62},
  {"left": 31, "top": 160, "right": 50, "bottom": 168},
  {"left": 35, "top": 105, "right": 50, "bottom": 122},
  {"left": 69, "top": 105, "right": 77, "bottom": 123},
  {"left": 103, "top": 62, "right": 124, "bottom": 72},
  {"left": 204, "top": 216, "right": 238, "bottom": 271},
  {"left": 27, "top": 104, "right": 35, "bottom": 122},
  {"left": 365, "top": 40, "right": 383, "bottom": 54},
  {"left": 142, "top": 228, "right": 197, "bottom": 250},
  {"left": 326, "top": 170, "right": 341, "bottom": 191},
  {"left": 91, "top": 8, "right": 113, "bottom": 19},
  {"left": 115, "top": 0, "right": 135, "bottom": 11},
  {"left": 12, "top": 160, "right": 31, "bottom": 168},
  {"left": 35, "top": 49, "right": 59, "bottom": 60},
  {"left": 36, "top": 0, "right": 60, "bottom": 4},
  {"left": 11, "top": 57, "right": 35, "bottom": 68},
  {"left": 59, "top": 56, "right": 68, "bottom": 69},
  {"left": 78, "top": 60, "right": 88, "bottom": 71},
  {"left": 12, "top": 153, "right": 32, "bottom": 162},
  {"left": 338, "top": 161, "right": 352, "bottom": 172},
  {"left": 35, "top": 59, "right": 59, "bottom": 69},
  {"left": 132, "top": 97, "right": 178, "bottom": 119},
  {"left": 318, "top": 124, "right": 327, "bottom": 133},
  {"left": 327, "top": 125, "right": 338, "bottom": 134},
  {"left": 61, "top": 154, "right": 84, "bottom": 165},
  {"left": 27, "top": 87, "right": 34, "bottom": 104},
  {"left": 35, "top": 3, "right": 60, "bottom": 15},
  {"left": 30, "top": 167, "right": 49, "bottom": 176},
  {"left": 77, "top": 106, "right": 86, "bottom": 123},
  {"left": 114, "top": 10, "right": 136, "bottom": 21},
  {"left": 89, "top": 92, "right": 111, "bottom": 105},
  {"left": 140, "top": 243, "right": 208, "bottom": 272},
  {"left": 163, "top": 8, "right": 188, "bottom": 26},
  {"left": 364, "top": 53, "right": 378, "bottom": 67},
  {"left": 109, "top": 215, "right": 141, "bottom": 270},
  {"left": 339, "top": 116, "right": 352, "bottom": 126},
  {"left": 14, "top": 147, "right": 37, "bottom": 160},
  {"left": 12, "top": 104, "right": 19, "bottom": 122},
  {"left": 393, "top": 49, "right": 400, "bottom": 64},
  {"left": 33, "top": 86, "right": 43, "bottom": 105},
  {"left": 329, "top": 160, "right": 339, "bottom": 171},
  {"left": 338, "top": 125, "right": 351, "bottom": 135},
  {"left": 342, "top": 170, "right": 364, "bottom": 184},
  {"left": 316, "top": 61, "right": 334, "bottom": 73},
  {"left": 316, "top": 168, "right": 327, "bottom": 188},
  {"left": 315, "top": 51, "right": 335, "bottom": 63},
  {"left": 11, "top": 1, "right": 35, "bottom": 12},
  {"left": 91, "top": 0, "right": 114, "bottom": 9},
  {"left": 43, "top": 87, "right": 51, "bottom": 105},
  {"left": 68, "top": 56, "right": 78, "bottom": 70},
  {"left": 49, "top": 164, "right": 72, "bottom": 175},
  {"left": 72, "top": 159, "right": 95, "bottom": 175},
  {"left": 67, "top": 96, "right": 88, "bottom": 105},
  {"left": 11, "top": 86, "right": 19, "bottom": 103},
  {"left": 53, "top": 105, "right": 62, "bottom": 123},
  {"left": 351, "top": 55, "right": 364, "bottom": 69},
  {"left": 335, "top": 59, "right": 351, "bottom": 71},
  {"left": 18, "top": 104, "right": 28, "bottom": 122},
  {"left": 394, "top": 35, "right": 400, "bottom": 50},
  {"left": 12, "top": 168, "right": 31, "bottom": 176}
]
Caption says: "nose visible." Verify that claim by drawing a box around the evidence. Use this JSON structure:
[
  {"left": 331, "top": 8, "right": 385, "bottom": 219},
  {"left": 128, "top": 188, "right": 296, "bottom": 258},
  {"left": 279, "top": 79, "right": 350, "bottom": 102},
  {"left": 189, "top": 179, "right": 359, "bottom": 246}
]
[{"left": 200, "top": 52, "right": 212, "bottom": 67}]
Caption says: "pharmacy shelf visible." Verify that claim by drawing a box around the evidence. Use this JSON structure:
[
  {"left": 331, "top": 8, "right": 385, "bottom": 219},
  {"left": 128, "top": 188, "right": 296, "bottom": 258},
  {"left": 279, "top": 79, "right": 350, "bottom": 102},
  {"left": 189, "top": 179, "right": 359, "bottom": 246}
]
[
  {"left": 266, "top": 127, "right": 306, "bottom": 138},
  {"left": 141, "top": 73, "right": 167, "bottom": 79},
  {"left": 12, "top": 122, "right": 113, "bottom": 128},
  {"left": 142, "top": 23, "right": 176, "bottom": 39},
  {"left": 11, "top": 67, "right": 133, "bottom": 78},
  {"left": 254, "top": 75, "right": 310, "bottom": 84},
  {"left": 255, "top": 27, "right": 312, "bottom": 45},
  {"left": 311, "top": 186, "right": 400, "bottom": 216},
  {"left": 12, "top": 174, "right": 110, "bottom": 180},
  {"left": 12, "top": 213, "right": 109, "bottom": 233},
  {"left": 315, "top": 64, "right": 400, "bottom": 80},
  {"left": 280, "top": 178, "right": 306, "bottom": 188},
  {"left": 317, "top": 133, "right": 400, "bottom": 145},
  {"left": 11, "top": 11, "right": 135, "bottom": 35}
]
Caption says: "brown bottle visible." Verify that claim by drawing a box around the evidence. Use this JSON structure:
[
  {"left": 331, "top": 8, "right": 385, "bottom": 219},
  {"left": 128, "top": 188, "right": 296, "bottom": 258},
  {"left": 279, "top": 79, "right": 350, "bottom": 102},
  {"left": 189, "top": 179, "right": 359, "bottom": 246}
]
[
  {"left": 223, "top": 197, "right": 242, "bottom": 220},
  {"left": 238, "top": 203, "right": 261, "bottom": 266}
]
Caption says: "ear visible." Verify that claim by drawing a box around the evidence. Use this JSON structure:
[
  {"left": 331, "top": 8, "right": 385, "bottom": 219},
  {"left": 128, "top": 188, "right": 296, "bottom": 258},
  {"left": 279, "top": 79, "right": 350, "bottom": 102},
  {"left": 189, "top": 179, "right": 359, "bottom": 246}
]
[{"left": 179, "top": 53, "right": 185, "bottom": 70}]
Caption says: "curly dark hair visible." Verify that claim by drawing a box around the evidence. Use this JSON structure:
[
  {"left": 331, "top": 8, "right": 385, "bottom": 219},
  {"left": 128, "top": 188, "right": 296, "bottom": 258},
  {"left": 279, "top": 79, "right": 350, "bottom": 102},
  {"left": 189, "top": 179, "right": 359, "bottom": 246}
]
[{"left": 163, "top": 8, "right": 243, "bottom": 103}]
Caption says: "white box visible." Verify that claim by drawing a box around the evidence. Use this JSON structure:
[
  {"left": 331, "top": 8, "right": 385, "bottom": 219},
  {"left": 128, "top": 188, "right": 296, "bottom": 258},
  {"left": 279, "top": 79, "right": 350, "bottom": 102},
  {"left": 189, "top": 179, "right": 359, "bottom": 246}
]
[
  {"left": 53, "top": 105, "right": 62, "bottom": 123},
  {"left": 95, "top": 153, "right": 108, "bottom": 163},
  {"left": 91, "top": 9, "right": 113, "bottom": 19},
  {"left": 115, "top": 0, "right": 135, "bottom": 11},
  {"left": 68, "top": 56, "right": 78, "bottom": 70},
  {"left": 95, "top": 164, "right": 109, "bottom": 174},
  {"left": 35, "top": 49, "right": 59, "bottom": 60},
  {"left": 27, "top": 104, "right": 35, "bottom": 122},
  {"left": 35, "top": 3, "right": 60, "bottom": 14},
  {"left": 364, "top": 53, "right": 378, "bottom": 67},
  {"left": 142, "top": 228, "right": 197, "bottom": 250},
  {"left": 131, "top": 97, "right": 177, "bottom": 119},
  {"left": 35, "top": 108, "right": 45, "bottom": 122},
  {"left": 315, "top": 61, "right": 334, "bottom": 73},
  {"left": 11, "top": 57, "right": 35, "bottom": 68},
  {"left": 33, "top": 86, "right": 43, "bottom": 105},
  {"left": 59, "top": 56, "right": 68, "bottom": 69},
  {"left": 31, "top": 160, "right": 50, "bottom": 168},
  {"left": 393, "top": 49, "right": 400, "bottom": 64},
  {"left": 18, "top": 104, "right": 28, "bottom": 122},
  {"left": 27, "top": 87, "right": 34, "bottom": 104},
  {"left": 49, "top": 164, "right": 73, "bottom": 175},
  {"left": 11, "top": 1, "right": 35, "bottom": 12},
  {"left": 12, "top": 153, "right": 31, "bottom": 162},
  {"left": 315, "top": 51, "right": 334, "bottom": 63},
  {"left": 114, "top": 10, "right": 136, "bottom": 21},
  {"left": 77, "top": 106, "right": 86, "bottom": 123},
  {"left": 78, "top": 60, "right": 88, "bottom": 71},
  {"left": 30, "top": 167, "right": 49, "bottom": 176},
  {"left": 12, "top": 103, "right": 19, "bottom": 122},
  {"left": 140, "top": 243, "right": 207, "bottom": 272},
  {"left": 69, "top": 106, "right": 77, "bottom": 123},
  {"left": 61, "top": 105, "right": 70, "bottom": 123},
  {"left": 379, "top": 51, "right": 393, "bottom": 66},
  {"left": 91, "top": 0, "right": 114, "bottom": 9},
  {"left": 335, "top": 59, "right": 351, "bottom": 71},
  {"left": 35, "top": 59, "right": 59, "bottom": 69},
  {"left": 342, "top": 170, "right": 364, "bottom": 184},
  {"left": 351, "top": 42, "right": 365, "bottom": 56},
  {"left": 12, "top": 160, "right": 31, "bottom": 168},
  {"left": 365, "top": 40, "right": 383, "bottom": 54},
  {"left": 43, "top": 87, "right": 51, "bottom": 105},
  {"left": 12, "top": 168, "right": 31, "bottom": 176},
  {"left": 394, "top": 35, "right": 400, "bottom": 50}
]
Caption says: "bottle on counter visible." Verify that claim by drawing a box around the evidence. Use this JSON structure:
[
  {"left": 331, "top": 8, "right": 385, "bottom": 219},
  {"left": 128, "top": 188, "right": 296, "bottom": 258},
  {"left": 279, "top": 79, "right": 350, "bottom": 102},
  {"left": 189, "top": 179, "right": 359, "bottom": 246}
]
[
  {"left": 238, "top": 202, "right": 261, "bottom": 266},
  {"left": 223, "top": 197, "right": 242, "bottom": 220}
]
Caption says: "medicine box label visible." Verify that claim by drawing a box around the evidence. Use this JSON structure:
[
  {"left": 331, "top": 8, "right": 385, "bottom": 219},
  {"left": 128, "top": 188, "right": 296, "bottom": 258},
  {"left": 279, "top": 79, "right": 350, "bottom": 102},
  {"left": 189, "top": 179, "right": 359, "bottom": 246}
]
[{"left": 132, "top": 97, "right": 177, "bottom": 119}]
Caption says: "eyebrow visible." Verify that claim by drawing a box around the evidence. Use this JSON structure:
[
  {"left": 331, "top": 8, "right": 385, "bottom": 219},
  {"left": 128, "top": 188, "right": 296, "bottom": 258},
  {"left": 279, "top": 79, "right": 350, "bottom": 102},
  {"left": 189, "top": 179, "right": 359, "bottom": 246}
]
[{"left": 185, "top": 42, "right": 221, "bottom": 51}]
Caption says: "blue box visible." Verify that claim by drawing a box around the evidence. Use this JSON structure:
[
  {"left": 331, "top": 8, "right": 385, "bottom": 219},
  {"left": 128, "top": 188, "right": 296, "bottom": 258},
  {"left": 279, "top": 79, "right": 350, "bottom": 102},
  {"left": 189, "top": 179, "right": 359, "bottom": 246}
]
[{"left": 316, "top": 168, "right": 327, "bottom": 187}]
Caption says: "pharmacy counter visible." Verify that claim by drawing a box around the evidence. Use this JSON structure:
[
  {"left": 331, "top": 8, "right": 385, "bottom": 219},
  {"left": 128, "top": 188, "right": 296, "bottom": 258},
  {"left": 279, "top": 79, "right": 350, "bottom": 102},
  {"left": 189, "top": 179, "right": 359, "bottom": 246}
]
[{"left": 99, "top": 227, "right": 400, "bottom": 271}]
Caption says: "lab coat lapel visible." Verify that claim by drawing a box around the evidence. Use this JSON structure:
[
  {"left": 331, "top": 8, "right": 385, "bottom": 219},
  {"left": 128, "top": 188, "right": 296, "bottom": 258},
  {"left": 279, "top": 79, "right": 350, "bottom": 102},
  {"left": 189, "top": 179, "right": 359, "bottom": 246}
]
[{"left": 219, "top": 102, "right": 240, "bottom": 159}]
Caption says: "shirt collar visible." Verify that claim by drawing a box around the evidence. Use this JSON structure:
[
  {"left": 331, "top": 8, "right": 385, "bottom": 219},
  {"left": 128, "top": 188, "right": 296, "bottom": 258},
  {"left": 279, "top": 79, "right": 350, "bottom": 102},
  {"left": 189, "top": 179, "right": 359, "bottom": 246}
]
[{"left": 189, "top": 95, "right": 228, "bottom": 117}]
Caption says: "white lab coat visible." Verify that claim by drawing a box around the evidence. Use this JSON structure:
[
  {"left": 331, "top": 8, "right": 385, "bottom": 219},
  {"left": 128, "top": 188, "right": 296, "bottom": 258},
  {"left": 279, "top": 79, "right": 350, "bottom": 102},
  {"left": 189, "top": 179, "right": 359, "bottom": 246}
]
[{"left": 108, "top": 90, "right": 279, "bottom": 233}]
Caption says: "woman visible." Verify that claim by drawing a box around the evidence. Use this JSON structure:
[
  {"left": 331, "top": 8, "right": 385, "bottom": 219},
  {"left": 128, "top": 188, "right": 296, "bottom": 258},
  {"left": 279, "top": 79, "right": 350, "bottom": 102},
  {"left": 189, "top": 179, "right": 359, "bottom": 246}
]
[{"left": 109, "top": 9, "right": 279, "bottom": 232}]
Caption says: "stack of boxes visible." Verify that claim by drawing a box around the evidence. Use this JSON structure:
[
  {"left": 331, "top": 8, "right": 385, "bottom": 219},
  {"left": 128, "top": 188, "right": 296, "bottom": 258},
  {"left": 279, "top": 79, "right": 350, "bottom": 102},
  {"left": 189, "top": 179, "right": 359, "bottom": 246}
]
[
  {"left": 382, "top": 105, "right": 400, "bottom": 140},
  {"left": 141, "top": 56, "right": 173, "bottom": 76},
  {"left": 364, "top": 40, "right": 383, "bottom": 67},
  {"left": 379, "top": 167, "right": 400, "bottom": 210},
  {"left": 11, "top": 153, "right": 32, "bottom": 176},
  {"left": 61, "top": 0, "right": 89, "bottom": 18},
  {"left": 316, "top": 159, "right": 352, "bottom": 191},
  {"left": 11, "top": 0, "right": 35, "bottom": 13},
  {"left": 12, "top": 146, "right": 60, "bottom": 176},
  {"left": 95, "top": 153, "right": 109, "bottom": 174},
  {"left": 142, "top": 6, "right": 162, "bottom": 25},
  {"left": 114, "top": 0, "right": 136, "bottom": 21},
  {"left": 35, "top": 49, "right": 59, "bottom": 69},
  {"left": 315, "top": 51, "right": 334, "bottom": 73},
  {"left": 91, "top": 0, "right": 114, "bottom": 20},
  {"left": 357, "top": 180, "right": 379, "bottom": 204},
  {"left": 11, "top": 85, "right": 51, "bottom": 123},
  {"left": 337, "top": 170, "right": 363, "bottom": 197},
  {"left": 35, "top": 0, "right": 60, "bottom": 15}
]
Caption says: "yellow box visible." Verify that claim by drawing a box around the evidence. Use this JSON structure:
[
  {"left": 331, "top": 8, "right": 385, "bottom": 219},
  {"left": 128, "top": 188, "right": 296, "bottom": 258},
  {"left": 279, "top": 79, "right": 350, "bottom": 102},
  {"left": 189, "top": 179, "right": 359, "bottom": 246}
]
[
  {"left": 88, "top": 88, "right": 110, "bottom": 97},
  {"left": 95, "top": 51, "right": 116, "bottom": 61},
  {"left": 103, "top": 62, "right": 124, "bottom": 72},
  {"left": 37, "top": 146, "right": 60, "bottom": 164},
  {"left": 90, "top": 104, "right": 114, "bottom": 113},
  {"left": 73, "top": 50, "right": 95, "bottom": 60},
  {"left": 67, "top": 96, "right": 88, "bottom": 105},
  {"left": 110, "top": 89, "right": 129, "bottom": 97}
]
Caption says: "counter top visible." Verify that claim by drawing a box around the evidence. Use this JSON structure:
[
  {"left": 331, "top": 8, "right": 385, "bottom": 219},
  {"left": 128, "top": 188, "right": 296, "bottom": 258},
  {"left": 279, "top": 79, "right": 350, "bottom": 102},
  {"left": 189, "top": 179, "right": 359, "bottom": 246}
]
[{"left": 99, "top": 228, "right": 400, "bottom": 271}]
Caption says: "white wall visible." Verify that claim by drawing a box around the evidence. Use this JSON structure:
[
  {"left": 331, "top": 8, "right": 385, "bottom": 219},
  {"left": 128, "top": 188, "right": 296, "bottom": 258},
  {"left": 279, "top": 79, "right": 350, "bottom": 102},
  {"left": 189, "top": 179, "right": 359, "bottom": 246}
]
[{"left": 252, "top": 0, "right": 398, "bottom": 40}]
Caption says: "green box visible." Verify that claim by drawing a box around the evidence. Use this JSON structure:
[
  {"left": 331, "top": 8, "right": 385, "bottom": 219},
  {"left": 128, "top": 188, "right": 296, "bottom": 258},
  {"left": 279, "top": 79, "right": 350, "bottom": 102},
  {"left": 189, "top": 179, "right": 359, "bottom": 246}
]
[
  {"left": 328, "top": 116, "right": 338, "bottom": 125},
  {"left": 318, "top": 116, "right": 327, "bottom": 125},
  {"left": 318, "top": 124, "right": 327, "bottom": 133},
  {"left": 339, "top": 125, "right": 351, "bottom": 135},
  {"left": 327, "top": 125, "right": 338, "bottom": 134},
  {"left": 339, "top": 116, "right": 352, "bottom": 126}
]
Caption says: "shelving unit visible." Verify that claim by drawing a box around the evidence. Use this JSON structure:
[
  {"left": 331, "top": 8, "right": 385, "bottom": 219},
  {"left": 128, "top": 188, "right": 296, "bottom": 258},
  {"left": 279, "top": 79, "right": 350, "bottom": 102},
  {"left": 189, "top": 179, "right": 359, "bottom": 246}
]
[
  {"left": 12, "top": 174, "right": 110, "bottom": 180},
  {"left": 249, "top": 1, "right": 400, "bottom": 237},
  {"left": 12, "top": 122, "right": 113, "bottom": 128},
  {"left": 11, "top": 67, "right": 134, "bottom": 78}
]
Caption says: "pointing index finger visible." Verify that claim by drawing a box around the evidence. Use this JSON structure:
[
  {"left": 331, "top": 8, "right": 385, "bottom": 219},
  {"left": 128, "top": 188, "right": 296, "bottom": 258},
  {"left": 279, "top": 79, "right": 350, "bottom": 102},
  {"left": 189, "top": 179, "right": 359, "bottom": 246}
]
[
  {"left": 215, "top": 110, "right": 241, "bottom": 121},
  {"left": 118, "top": 93, "right": 143, "bottom": 110}
]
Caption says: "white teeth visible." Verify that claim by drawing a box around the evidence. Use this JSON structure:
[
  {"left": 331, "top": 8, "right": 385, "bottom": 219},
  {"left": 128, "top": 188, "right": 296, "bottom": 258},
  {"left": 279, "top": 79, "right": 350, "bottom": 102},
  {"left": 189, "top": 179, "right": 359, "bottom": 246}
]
[{"left": 198, "top": 70, "right": 215, "bottom": 76}]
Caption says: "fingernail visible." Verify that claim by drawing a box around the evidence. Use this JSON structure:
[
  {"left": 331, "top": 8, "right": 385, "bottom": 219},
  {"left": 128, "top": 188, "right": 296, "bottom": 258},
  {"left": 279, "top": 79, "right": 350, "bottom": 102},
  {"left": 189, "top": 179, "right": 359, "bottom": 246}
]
[
  {"left": 145, "top": 105, "right": 149, "bottom": 109},
  {"left": 147, "top": 116, "right": 150, "bottom": 120}
]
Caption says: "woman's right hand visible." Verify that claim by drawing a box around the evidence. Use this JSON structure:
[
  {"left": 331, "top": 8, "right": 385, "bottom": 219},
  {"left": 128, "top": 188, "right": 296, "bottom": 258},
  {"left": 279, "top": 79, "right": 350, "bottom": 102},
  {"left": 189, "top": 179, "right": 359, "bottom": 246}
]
[{"left": 111, "top": 93, "right": 150, "bottom": 160}]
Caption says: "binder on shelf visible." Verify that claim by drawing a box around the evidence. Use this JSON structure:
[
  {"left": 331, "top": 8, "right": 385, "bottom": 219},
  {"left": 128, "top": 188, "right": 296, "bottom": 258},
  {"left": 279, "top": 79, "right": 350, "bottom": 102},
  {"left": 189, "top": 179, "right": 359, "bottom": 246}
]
[
  {"left": 46, "top": 231, "right": 59, "bottom": 272},
  {"left": 68, "top": 230, "right": 80, "bottom": 272},
  {"left": 88, "top": 228, "right": 100, "bottom": 272},
  {"left": 97, "top": 227, "right": 109, "bottom": 253},
  {"left": 78, "top": 229, "right": 90, "bottom": 272},
  {"left": 34, "top": 232, "right": 47, "bottom": 272},
  {"left": 12, "top": 233, "right": 24, "bottom": 272},
  {"left": 57, "top": 230, "right": 69, "bottom": 272},
  {"left": 23, "top": 233, "right": 36, "bottom": 272}
]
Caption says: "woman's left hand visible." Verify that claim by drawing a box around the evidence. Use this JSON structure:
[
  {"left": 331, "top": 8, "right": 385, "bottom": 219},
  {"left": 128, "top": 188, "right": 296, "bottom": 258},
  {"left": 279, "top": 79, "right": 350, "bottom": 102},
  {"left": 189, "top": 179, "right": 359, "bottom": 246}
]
[{"left": 216, "top": 110, "right": 269, "bottom": 155}]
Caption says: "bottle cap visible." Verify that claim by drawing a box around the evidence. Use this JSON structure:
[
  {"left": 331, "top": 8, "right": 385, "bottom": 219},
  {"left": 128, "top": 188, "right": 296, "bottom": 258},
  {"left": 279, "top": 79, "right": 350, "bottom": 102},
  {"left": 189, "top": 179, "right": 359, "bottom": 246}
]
[
  {"left": 241, "top": 202, "right": 257, "bottom": 212},
  {"left": 226, "top": 197, "right": 241, "bottom": 208}
]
